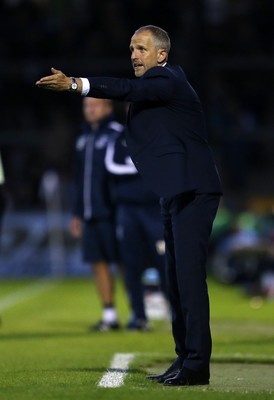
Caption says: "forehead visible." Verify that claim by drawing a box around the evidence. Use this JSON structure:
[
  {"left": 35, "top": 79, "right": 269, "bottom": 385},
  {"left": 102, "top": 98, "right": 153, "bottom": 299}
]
[{"left": 130, "top": 30, "right": 154, "bottom": 47}]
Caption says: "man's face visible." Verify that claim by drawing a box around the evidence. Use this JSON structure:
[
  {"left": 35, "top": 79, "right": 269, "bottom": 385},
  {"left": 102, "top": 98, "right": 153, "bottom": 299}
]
[
  {"left": 130, "top": 30, "right": 166, "bottom": 77},
  {"left": 83, "top": 98, "right": 112, "bottom": 125}
]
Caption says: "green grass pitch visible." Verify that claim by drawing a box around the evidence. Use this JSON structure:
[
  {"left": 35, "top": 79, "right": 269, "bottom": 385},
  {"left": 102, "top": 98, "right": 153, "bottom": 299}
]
[{"left": 0, "top": 276, "right": 274, "bottom": 400}]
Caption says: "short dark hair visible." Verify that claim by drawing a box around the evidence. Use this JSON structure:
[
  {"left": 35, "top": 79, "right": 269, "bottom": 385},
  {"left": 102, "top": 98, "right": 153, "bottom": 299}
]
[{"left": 135, "top": 25, "right": 171, "bottom": 54}]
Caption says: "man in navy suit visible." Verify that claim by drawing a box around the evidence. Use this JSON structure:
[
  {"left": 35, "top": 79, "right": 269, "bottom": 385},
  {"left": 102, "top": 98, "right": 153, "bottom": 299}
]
[{"left": 36, "top": 24, "right": 222, "bottom": 386}]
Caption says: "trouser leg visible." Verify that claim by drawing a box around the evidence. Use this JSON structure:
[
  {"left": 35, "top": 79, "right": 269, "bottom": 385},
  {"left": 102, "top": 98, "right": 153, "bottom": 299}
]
[
  {"left": 161, "top": 192, "right": 220, "bottom": 371},
  {"left": 116, "top": 206, "right": 146, "bottom": 320}
]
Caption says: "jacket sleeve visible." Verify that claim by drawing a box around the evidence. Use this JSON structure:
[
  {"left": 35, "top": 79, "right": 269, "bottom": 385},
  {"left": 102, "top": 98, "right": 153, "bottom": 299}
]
[
  {"left": 105, "top": 135, "right": 138, "bottom": 175},
  {"left": 87, "top": 67, "right": 176, "bottom": 102}
]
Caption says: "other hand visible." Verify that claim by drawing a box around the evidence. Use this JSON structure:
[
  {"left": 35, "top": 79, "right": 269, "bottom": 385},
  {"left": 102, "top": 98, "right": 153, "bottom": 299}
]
[{"left": 69, "top": 216, "right": 82, "bottom": 239}]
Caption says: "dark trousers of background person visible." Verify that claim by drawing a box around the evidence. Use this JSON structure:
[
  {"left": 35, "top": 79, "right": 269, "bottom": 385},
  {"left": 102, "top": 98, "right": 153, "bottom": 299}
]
[
  {"left": 160, "top": 192, "right": 220, "bottom": 372},
  {"left": 116, "top": 203, "right": 167, "bottom": 322}
]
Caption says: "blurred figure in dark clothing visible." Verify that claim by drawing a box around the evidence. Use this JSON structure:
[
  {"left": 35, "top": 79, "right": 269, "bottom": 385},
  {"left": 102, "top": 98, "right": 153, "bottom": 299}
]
[
  {"left": 105, "top": 128, "right": 168, "bottom": 331},
  {"left": 0, "top": 153, "right": 6, "bottom": 236},
  {"left": 69, "top": 98, "right": 121, "bottom": 331}
]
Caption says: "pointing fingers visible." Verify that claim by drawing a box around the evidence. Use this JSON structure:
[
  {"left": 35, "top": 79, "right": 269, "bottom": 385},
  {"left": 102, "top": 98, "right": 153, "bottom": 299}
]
[{"left": 35, "top": 68, "right": 70, "bottom": 91}]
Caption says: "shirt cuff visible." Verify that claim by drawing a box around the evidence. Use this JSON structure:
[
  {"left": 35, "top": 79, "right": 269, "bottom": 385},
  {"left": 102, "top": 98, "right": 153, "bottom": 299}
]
[{"left": 80, "top": 78, "right": 90, "bottom": 96}]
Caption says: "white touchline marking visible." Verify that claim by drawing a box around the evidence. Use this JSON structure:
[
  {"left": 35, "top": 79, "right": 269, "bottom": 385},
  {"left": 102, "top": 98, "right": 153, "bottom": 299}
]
[
  {"left": 98, "top": 353, "right": 135, "bottom": 388},
  {"left": 0, "top": 278, "right": 58, "bottom": 312}
]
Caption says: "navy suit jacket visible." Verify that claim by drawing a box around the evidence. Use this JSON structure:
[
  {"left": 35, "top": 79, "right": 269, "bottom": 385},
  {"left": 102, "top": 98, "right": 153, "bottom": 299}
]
[{"left": 87, "top": 64, "right": 222, "bottom": 198}]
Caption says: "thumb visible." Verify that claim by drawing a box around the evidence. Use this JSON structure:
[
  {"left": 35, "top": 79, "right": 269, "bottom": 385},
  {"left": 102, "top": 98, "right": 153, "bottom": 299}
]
[{"left": 51, "top": 67, "right": 61, "bottom": 75}]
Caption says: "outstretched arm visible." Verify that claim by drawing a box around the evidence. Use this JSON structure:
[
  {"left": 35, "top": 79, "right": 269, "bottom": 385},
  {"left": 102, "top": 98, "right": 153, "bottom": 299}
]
[
  {"left": 35, "top": 68, "right": 83, "bottom": 93},
  {"left": 36, "top": 66, "right": 174, "bottom": 101}
]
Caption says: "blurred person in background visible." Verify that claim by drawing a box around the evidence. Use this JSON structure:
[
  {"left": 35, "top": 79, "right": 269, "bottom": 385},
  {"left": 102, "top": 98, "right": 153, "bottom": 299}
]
[
  {"left": 0, "top": 152, "right": 6, "bottom": 237},
  {"left": 211, "top": 210, "right": 274, "bottom": 298},
  {"left": 105, "top": 125, "right": 168, "bottom": 331},
  {"left": 69, "top": 97, "right": 121, "bottom": 332}
]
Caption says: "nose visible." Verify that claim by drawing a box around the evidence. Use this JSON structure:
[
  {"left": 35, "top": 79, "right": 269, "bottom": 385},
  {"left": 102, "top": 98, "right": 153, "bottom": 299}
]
[{"left": 131, "top": 49, "right": 137, "bottom": 60}]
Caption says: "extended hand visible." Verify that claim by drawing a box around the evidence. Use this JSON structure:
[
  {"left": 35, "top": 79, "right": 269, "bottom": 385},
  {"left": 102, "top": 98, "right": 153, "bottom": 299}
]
[{"left": 35, "top": 67, "right": 71, "bottom": 91}]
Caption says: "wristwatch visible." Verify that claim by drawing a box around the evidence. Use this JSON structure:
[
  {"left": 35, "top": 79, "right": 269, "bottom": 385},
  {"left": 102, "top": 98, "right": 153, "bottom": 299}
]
[{"left": 69, "top": 77, "right": 78, "bottom": 91}]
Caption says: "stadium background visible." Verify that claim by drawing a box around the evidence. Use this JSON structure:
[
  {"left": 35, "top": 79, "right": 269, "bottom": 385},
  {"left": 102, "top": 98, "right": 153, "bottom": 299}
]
[{"left": 1, "top": 0, "right": 274, "bottom": 289}]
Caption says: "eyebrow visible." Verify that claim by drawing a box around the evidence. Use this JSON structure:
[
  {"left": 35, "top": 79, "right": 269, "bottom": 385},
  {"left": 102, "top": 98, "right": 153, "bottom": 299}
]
[{"left": 129, "top": 44, "right": 147, "bottom": 51}]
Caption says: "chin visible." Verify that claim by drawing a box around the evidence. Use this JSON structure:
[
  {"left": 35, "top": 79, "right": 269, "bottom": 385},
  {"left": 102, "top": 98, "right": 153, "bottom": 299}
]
[{"left": 135, "top": 71, "right": 144, "bottom": 78}]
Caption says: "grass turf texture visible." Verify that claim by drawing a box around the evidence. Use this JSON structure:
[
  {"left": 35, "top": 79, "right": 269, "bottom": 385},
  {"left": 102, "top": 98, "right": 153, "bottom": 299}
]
[{"left": 0, "top": 277, "right": 274, "bottom": 400}]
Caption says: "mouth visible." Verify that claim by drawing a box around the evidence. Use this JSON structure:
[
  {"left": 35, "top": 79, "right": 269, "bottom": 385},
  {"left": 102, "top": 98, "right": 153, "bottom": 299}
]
[{"left": 132, "top": 62, "right": 144, "bottom": 70}]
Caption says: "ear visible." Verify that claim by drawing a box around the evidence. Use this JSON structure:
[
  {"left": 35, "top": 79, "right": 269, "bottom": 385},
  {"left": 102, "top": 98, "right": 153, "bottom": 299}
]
[{"left": 157, "top": 49, "right": 167, "bottom": 64}]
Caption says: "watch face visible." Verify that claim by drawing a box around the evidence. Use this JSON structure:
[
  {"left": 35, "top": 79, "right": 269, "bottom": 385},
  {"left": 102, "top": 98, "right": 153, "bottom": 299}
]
[{"left": 72, "top": 82, "right": 77, "bottom": 90}]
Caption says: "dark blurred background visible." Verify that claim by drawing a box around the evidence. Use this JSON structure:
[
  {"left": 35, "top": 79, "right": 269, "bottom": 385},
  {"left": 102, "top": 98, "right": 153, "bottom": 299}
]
[
  {"left": 1, "top": 0, "right": 274, "bottom": 210},
  {"left": 1, "top": 0, "right": 274, "bottom": 292}
]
